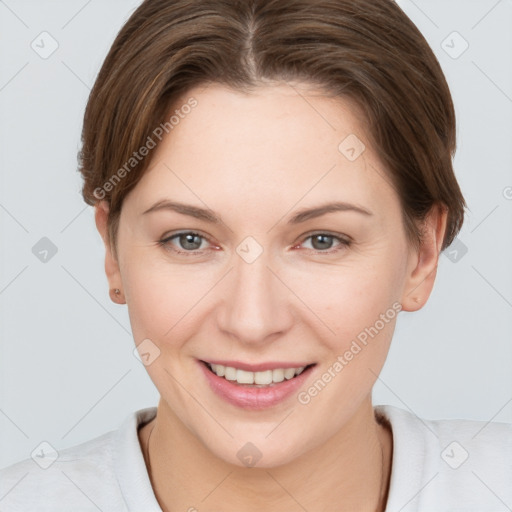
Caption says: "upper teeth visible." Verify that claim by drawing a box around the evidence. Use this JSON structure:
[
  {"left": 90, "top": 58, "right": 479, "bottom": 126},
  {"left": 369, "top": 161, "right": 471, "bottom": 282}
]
[{"left": 209, "top": 364, "right": 306, "bottom": 385}]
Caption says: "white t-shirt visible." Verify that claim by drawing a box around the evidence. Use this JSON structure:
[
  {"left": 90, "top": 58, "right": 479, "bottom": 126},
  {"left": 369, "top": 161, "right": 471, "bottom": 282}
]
[{"left": 1, "top": 405, "right": 511, "bottom": 511}]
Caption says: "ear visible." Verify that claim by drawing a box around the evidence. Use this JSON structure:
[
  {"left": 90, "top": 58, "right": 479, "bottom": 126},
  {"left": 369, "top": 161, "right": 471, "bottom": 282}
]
[
  {"left": 94, "top": 201, "right": 124, "bottom": 304},
  {"left": 400, "top": 204, "right": 448, "bottom": 312}
]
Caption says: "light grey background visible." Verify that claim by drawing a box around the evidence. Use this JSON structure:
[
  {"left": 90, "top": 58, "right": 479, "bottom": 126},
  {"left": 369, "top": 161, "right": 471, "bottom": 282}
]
[{"left": 0, "top": 0, "right": 511, "bottom": 469}]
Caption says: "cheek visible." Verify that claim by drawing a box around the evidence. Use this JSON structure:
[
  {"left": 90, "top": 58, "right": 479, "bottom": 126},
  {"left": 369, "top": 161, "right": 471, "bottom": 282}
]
[
  {"left": 122, "top": 253, "right": 222, "bottom": 353},
  {"left": 295, "top": 266, "right": 402, "bottom": 408},
  {"left": 289, "top": 256, "right": 402, "bottom": 338},
  {"left": 279, "top": 261, "right": 405, "bottom": 393}
]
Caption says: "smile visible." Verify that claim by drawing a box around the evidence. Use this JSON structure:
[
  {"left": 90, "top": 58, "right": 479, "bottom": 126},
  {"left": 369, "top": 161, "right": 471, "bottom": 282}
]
[
  {"left": 198, "top": 359, "right": 317, "bottom": 409},
  {"left": 204, "top": 362, "right": 313, "bottom": 387}
]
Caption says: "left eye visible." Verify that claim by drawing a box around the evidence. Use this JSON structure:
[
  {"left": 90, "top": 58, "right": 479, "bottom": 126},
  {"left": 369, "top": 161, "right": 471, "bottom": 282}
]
[{"left": 300, "top": 233, "right": 350, "bottom": 252}]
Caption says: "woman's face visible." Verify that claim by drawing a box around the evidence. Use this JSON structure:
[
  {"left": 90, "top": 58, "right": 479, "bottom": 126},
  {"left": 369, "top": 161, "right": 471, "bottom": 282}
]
[{"left": 98, "top": 82, "right": 441, "bottom": 467}]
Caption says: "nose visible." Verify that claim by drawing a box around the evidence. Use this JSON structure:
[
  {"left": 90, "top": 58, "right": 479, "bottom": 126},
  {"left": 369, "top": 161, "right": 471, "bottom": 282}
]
[{"left": 216, "top": 245, "right": 294, "bottom": 346}]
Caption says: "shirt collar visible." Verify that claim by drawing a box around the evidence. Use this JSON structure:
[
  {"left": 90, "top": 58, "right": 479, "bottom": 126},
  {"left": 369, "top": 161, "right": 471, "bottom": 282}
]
[
  {"left": 113, "top": 404, "right": 430, "bottom": 512},
  {"left": 375, "top": 404, "right": 435, "bottom": 512},
  {"left": 114, "top": 406, "right": 161, "bottom": 511}
]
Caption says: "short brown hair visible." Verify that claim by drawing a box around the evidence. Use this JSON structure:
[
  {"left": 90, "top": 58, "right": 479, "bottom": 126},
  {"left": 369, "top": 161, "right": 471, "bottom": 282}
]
[{"left": 78, "top": 0, "right": 466, "bottom": 258}]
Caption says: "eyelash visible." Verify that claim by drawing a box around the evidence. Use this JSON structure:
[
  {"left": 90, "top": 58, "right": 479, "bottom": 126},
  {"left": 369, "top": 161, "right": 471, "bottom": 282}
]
[{"left": 158, "top": 230, "right": 351, "bottom": 256}]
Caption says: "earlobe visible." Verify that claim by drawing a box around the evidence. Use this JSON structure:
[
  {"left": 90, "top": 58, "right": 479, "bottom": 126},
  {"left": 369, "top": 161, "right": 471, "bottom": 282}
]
[
  {"left": 94, "top": 201, "right": 125, "bottom": 304},
  {"left": 400, "top": 204, "right": 448, "bottom": 312}
]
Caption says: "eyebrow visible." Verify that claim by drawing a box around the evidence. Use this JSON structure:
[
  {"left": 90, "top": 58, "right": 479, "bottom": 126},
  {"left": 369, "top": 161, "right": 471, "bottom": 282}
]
[{"left": 142, "top": 200, "right": 373, "bottom": 224}]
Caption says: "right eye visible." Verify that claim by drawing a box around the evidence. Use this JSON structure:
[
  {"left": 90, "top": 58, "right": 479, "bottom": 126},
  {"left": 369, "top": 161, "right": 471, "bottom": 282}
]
[{"left": 158, "top": 231, "right": 213, "bottom": 255}]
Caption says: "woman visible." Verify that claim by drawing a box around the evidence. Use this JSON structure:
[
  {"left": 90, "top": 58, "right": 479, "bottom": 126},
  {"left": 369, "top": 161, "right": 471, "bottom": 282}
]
[{"left": 1, "top": 0, "right": 510, "bottom": 510}]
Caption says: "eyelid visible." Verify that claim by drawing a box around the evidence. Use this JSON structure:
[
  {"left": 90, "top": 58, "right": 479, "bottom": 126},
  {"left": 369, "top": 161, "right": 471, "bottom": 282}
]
[
  {"left": 299, "top": 230, "right": 352, "bottom": 243},
  {"left": 161, "top": 228, "right": 211, "bottom": 240}
]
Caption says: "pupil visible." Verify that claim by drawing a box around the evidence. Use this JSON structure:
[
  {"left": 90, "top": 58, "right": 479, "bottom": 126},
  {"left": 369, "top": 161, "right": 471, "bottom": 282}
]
[{"left": 312, "top": 234, "right": 332, "bottom": 250}]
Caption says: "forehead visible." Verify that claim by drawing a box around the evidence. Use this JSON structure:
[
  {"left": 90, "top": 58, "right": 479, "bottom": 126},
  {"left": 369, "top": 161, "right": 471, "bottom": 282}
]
[
  {"left": 167, "top": 82, "right": 369, "bottom": 162},
  {"left": 125, "top": 83, "right": 400, "bottom": 222}
]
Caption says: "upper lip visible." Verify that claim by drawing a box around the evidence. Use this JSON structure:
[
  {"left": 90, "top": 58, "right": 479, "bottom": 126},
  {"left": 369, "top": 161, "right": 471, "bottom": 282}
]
[{"left": 201, "top": 359, "right": 316, "bottom": 372}]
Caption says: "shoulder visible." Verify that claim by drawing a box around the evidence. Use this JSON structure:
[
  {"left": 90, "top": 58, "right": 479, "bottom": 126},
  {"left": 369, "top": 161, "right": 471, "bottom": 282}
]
[
  {"left": 0, "top": 407, "right": 159, "bottom": 512},
  {"left": 0, "top": 429, "right": 124, "bottom": 512},
  {"left": 375, "top": 404, "right": 512, "bottom": 511}
]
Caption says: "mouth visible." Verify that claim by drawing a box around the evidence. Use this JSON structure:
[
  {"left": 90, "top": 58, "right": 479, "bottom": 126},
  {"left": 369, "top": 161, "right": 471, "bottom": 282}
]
[{"left": 200, "top": 360, "right": 317, "bottom": 388}]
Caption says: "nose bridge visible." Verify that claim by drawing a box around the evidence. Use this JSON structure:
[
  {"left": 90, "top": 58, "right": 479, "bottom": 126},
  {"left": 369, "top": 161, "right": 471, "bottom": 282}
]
[{"left": 218, "top": 238, "right": 290, "bottom": 343}]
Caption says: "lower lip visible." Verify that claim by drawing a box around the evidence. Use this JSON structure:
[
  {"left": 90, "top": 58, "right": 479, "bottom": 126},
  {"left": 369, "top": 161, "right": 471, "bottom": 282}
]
[{"left": 198, "top": 360, "right": 316, "bottom": 410}]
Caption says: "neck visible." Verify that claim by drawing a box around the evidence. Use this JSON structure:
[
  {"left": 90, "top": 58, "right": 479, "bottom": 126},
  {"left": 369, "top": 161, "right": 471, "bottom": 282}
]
[{"left": 139, "top": 396, "right": 392, "bottom": 512}]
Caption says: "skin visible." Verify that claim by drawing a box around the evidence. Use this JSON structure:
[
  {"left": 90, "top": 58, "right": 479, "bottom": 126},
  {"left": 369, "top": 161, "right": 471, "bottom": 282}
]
[{"left": 95, "top": 82, "right": 447, "bottom": 512}]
